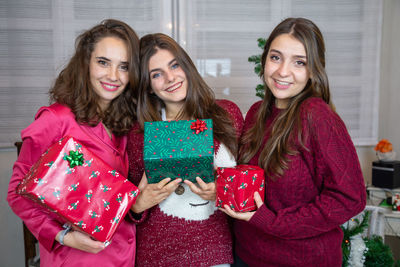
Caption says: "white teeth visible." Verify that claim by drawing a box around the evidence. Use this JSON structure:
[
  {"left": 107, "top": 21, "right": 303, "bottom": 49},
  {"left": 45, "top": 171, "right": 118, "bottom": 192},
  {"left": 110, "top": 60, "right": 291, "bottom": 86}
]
[
  {"left": 276, "top": 80, "right": 290, "bottom": 85},
  {"left": 166, "top": 82, "right": 181, "bottom": 92},
  {"left": 104, "top": 84, "right": 117, "bottom": 89}
]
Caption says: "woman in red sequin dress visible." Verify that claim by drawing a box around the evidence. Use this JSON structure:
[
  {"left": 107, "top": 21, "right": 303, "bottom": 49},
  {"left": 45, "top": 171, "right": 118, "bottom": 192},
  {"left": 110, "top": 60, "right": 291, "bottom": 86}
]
[{"left": 127, "top": 33, "right": 244, "bottom": 267}]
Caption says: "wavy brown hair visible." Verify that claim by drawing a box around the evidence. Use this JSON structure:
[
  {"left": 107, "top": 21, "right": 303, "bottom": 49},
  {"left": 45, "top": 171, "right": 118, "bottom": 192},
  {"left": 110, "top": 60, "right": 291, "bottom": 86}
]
[
  {"left": 240, "top": 17, "right": 335, "bottom": 178},
  {"left": 49, "top": 19, "right": 140, "bottom": 136},
  {"left": 137, "top": 33, "right": 239, "bottom": 158}
]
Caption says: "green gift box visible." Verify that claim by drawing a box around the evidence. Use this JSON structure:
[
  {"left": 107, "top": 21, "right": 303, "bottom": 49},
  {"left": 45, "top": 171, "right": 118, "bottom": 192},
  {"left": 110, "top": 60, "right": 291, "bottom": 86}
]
[{"left": 144, "top": 119, "right": 214, "bottom": 184}]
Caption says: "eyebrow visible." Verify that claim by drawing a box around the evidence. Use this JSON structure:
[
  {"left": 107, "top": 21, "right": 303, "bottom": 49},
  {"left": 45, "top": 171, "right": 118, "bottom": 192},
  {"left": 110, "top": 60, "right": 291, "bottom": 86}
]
[
  {"left": 149, "top": 58, "right": 177, "bottom": 73},
  {"left": 96, "top": 56, "right": 110, "bottom": 62},
  {"left": 269, "top": 49, "right": 306, "bottom": 59},
  {"left": 96, "top": 56, "right": 128, "bottom": 65}
]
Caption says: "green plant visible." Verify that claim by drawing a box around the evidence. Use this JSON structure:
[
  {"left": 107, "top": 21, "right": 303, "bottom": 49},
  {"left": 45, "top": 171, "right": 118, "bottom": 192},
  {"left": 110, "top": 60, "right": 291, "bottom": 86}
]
[
  {"left": 341, "top": 211, "right": 396, "bottom": 267},
  {"left": 364, "top": 236, "right": 394, "bottom": 267},
  {"left": 248, "top": 38, "right": 266, "bottom": 99}
]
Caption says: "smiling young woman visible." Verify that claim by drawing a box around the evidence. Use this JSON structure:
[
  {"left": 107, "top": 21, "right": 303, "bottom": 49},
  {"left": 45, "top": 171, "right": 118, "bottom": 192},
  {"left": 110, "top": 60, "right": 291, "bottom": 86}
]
[
  {"left": 126, "top": 33, "right": 244, "bottom": 267},
  {"left": 7, "top": 19, "right": 141, "bottom": 267},
  {"left": 147, "top": 49, "right": 188, "bottom": 114},
  {"left": 220, "top": 18, "right": 366, "bottom": 267},
  {"left": 263, "top": 33, "right": 310, "bottom": 109},
  {"left": 89, "top": 36, "right": 130, "bottom": 112}
]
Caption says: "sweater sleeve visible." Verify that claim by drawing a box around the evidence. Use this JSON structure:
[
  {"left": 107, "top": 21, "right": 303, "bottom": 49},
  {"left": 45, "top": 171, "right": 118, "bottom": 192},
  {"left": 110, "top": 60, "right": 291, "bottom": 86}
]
[
  {"left": 126, "top": 125, "right": 150, "bottom": 224},
  {"left": 7, "top": 107, "right": 66, "bottom": 252},
  {"left": 248, "top": 99, "right": 366, "bottom": 239},
  {"left": 216, "top": 99, "right": 244, "bottom": 138},
  {"left": 242, "top": 101, "right": 262, "bottom": 136}
]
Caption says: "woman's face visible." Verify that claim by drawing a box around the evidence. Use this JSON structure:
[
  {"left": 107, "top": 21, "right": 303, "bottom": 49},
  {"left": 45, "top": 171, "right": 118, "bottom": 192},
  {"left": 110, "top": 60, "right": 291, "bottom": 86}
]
[
  {"left": 148, "top": 49, "right": 187, "bottom": 110},
  {"left": 264, "top": 33, "right": 310, "bottom": 109},
  {"left": 89, "top": 36, "right": 129, "bottom": 111}
]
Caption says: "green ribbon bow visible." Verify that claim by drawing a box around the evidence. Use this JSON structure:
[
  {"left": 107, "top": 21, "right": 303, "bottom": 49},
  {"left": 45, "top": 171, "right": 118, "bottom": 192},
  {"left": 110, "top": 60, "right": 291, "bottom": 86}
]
[{"left": 64, "top": 150, "right": 84, "bottom": 168}]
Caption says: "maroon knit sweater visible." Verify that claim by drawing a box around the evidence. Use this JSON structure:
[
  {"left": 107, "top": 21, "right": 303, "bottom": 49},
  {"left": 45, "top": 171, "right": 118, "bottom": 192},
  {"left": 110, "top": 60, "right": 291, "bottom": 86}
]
[
  {"left": 127, "top": 99, "right": 244, "bottom": 267},
  {"left": 234, "top": 97, "right": 366, "bottom": 267}
]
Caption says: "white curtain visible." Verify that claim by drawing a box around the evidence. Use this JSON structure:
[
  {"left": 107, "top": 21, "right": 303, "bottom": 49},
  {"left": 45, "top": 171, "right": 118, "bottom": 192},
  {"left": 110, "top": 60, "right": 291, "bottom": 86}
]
[
  {"left": 0, "top": 0, "right": 381, "bottom": 147},
  {"left": 0, "top": 0, "right": 172, "bottom": 147},
  {"left": 180, "top": 0, "right": 381, "bottom": 146}
]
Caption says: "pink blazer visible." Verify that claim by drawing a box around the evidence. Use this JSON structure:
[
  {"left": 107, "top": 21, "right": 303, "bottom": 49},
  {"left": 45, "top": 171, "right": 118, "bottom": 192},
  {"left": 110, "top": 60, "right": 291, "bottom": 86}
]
[{"left": 7, "top": 103, "right": 136, "bottom": 267}]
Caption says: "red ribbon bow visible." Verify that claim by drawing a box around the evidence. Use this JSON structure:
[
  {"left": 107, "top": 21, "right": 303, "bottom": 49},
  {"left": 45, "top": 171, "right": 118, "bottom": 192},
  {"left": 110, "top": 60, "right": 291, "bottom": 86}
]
[{"left": 190, "top": 119, "right": 207, "bottom": 134}]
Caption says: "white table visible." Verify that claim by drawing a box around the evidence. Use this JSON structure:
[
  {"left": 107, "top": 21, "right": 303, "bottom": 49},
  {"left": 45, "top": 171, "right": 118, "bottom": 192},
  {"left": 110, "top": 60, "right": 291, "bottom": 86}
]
[{"left": 366, "top": 186, "right": 400, "bottom": 239}]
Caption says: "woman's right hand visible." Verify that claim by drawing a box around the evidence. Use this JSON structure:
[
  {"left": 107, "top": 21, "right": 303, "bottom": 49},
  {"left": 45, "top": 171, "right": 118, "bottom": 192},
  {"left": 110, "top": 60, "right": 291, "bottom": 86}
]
[
  {"left": 56, "top": 229, "right": 105, "bottom": 254},
  {"left": 131, "top": 172, "right": 182, "bottom": 214},
  {"left": 219, "top": 191, "right": 264, "bottom": 221}
]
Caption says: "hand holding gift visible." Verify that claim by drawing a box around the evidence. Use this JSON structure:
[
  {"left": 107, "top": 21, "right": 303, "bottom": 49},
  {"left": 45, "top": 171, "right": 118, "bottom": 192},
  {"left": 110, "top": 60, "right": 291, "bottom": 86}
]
[
  {"left": 220, "top": 191, "right": 264, "bottom": 221},
  {"left": 216, "top": 164, "right": 265, "bottom": 219},
  {"left": 184, "top": 177, "right": 216, "bottom": 201},
  {"left": 131, "top": 172, "right": 182, "bottom": 214},
  {"left": 57, "top": 228, "right": 105, "bottom": 253}
]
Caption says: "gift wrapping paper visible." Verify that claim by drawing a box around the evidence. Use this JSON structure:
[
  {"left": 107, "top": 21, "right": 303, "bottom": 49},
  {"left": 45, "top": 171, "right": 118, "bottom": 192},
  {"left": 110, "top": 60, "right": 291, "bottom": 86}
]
[
  {"left": 216, "top": 164, "right": 265, "bottom": 212},
  {"left": 144, "top": 119, "right": 214, "bottom": 183},
  {"left": 17, "top": 136, "right": 139, "bottom": 243}
]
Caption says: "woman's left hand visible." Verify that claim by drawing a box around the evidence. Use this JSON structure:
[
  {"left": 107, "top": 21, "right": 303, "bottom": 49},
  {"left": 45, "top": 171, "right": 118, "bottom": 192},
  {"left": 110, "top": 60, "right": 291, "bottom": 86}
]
[
  {"left": 219, "top": 191, "right": 264, "bottom": 221},
  {"left": 184, "top": 177, "right": 216, "bottom": 201}
]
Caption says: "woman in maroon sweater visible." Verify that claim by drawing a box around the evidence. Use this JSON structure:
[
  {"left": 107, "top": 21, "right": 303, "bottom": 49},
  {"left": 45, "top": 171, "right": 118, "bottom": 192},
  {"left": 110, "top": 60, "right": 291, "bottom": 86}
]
[{"left": 221, "top": 18, "right": 366, "bottom": 266}]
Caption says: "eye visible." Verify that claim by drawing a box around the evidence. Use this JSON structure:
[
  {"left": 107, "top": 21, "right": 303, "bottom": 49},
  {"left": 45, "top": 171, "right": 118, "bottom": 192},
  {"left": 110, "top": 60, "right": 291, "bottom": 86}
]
[
  {"left": 151, "top": 72, "right": 161, "bottom": 79},
  {"left": 97, "top": 59, "right": 108, "bottom": 66},
  {"left": 269, "top": 55, "right": 280, "bottom": 61},
  {"left": 120, "top": 64, "right": 129, "bottom": 71},
  {"left": 171, "top": 62, "right": 180, "bottom": 70},
  {"left": 295, "top": 60, "right": 306, "bottom": 66}
]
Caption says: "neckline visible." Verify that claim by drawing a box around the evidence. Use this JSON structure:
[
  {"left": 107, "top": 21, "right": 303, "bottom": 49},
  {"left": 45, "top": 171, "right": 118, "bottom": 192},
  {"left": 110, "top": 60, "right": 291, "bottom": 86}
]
[
  {"left": 161, "top": 108, "right": 167, "bottom": 121},
  {"left": 271, "top": 104, "right": 284, "bottom": 114}
]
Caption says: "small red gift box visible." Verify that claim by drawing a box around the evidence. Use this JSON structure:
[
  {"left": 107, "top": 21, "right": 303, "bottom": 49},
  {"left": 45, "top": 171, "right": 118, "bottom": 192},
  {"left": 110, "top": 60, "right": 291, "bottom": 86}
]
[
  {"left": 216, "top": 165, "right": 265, "bottom": 212},
  {"left": 17, "top": 136, "right": 139, "bottom": 243}
]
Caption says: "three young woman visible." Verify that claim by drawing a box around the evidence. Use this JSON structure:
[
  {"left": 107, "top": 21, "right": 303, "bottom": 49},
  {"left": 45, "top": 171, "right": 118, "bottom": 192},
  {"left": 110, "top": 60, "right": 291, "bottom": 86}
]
[
  {"left": 7, "top": 19, "right": 140, "bottom": 266},
  {"left": 222, "top": 17, "right": 366, "bottom": 267},
  {"left": 8, "top": 16, "right": 366, "bottom": 267}
]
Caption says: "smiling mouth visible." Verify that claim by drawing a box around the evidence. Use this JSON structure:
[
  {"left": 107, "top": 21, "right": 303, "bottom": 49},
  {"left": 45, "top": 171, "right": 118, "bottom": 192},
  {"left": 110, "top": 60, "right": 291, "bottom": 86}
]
[
  {"left": 165, "top": 82, "right": 182, "bottom": 93},
  {"left": 101, "top": 82, "right": 120, "bottom": 92},
  {"left": 273, "top": 79, "right": 291, "bottom": 89},
  {"left": 189, "top": 201, "right": 209, "bottom": 207},
  {"left": 275, "top": 80, "right": 291, "bottom": 85}
]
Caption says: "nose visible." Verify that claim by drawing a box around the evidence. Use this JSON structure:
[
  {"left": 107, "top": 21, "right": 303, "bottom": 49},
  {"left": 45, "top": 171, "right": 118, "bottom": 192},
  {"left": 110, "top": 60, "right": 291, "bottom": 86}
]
[
  {"left": 165, "top": 69, "right": 175, "bottom": 83},
  {"left": 108, "top": 66, "right": 119, "bottom": 81},
  {"left": 277, "top": 62, "right": 290, "bottom": 77}
]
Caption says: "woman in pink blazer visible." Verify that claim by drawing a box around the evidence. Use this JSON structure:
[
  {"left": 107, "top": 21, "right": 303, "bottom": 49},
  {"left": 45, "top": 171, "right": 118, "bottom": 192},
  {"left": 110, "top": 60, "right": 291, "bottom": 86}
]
[{"left": 7, "top": 19, "right": 140, "bottom": 267}]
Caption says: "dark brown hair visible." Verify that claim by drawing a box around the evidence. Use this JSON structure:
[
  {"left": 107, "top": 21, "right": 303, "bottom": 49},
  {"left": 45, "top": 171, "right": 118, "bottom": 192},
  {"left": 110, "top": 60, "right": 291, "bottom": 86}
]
[
  {"left": 137, "top": 33, "right": 238, "bottom": 158},
  {"left": 240, "top": 17, "right": 334, "bottom": 178},
  {"left": 49, "top": 19, "right": 140, "bottom": 135}
]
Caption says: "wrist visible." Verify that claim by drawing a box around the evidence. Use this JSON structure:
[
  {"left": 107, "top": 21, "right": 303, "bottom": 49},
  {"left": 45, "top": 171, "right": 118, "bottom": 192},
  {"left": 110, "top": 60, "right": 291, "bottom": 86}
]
[
  {"left": 131, "top": 202, "right": 144, "bottom": 214},
  {"left": 58, "top": 223, "right": 72, "bottom": 246}
]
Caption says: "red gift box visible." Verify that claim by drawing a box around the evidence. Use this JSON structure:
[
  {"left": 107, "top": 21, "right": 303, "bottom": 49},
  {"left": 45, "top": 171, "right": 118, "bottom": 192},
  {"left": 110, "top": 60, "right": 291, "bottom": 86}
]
[
  {"left": 216, "top": 165, "right": 265, "bottom": 212},
  {"left": 17, "top": 136, "right": 139, "bottom": 243}
]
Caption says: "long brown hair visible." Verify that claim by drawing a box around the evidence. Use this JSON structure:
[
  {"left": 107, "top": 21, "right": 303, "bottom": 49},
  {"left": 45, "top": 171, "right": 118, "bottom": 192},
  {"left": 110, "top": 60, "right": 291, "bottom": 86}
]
[
  {"left": 49, "top": 19, "right": 140, "bottom": 136},
  {"left": 137, "top": 33, "right": 238, "bottom": 158},
  {"left": 240, "top": 17, "right": 334, "bottom": 178}
]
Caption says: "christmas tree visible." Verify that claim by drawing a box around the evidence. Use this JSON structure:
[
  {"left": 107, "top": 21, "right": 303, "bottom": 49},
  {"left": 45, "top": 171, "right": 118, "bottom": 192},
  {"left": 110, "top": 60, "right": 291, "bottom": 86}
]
[
  {"left": 248, "top": 38, "right": 266, "bottom": 99},
  {"left": 341, "top": 211, "right": 396, "bottom": 267}
]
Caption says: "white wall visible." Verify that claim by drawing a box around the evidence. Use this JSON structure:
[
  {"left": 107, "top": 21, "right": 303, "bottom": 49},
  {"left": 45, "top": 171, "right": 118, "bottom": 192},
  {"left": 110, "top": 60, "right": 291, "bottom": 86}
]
[
  {"left": 0, "top": 0, "right": 399, "bottom": 265},
  {"left": 358, "top": 0, "right": 400, "bottom": 187},
  {"left": 379, "top": 0, "right": 400, "bottom": 157}
]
